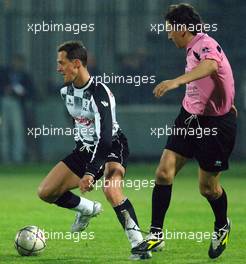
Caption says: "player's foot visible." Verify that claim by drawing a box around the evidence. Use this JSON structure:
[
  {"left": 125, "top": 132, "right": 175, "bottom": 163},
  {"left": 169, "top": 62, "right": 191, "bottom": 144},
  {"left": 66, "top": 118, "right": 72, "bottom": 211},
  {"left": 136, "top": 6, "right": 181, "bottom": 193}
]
[
  {"left": 208, "top": 218, "right": 231, "bottom": 259},
  {"left": 131, "top": 233, "right": 164, "bottom": 254},
  {"left": 151, "top": 240, "right": 165, "bottom": 252},
  {"left": 129, "top": 251, "right": 152, "bottom": 260},
  {"left": 71, "top": 201, "right": 102, "bottom": 232}
]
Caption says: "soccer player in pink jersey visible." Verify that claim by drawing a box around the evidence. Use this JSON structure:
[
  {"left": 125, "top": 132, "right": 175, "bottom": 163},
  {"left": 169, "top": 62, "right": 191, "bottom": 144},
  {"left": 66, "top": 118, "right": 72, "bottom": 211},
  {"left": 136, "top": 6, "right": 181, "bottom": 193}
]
[{"left": 132, "top": 3, "right": 237, "bottom": 259}]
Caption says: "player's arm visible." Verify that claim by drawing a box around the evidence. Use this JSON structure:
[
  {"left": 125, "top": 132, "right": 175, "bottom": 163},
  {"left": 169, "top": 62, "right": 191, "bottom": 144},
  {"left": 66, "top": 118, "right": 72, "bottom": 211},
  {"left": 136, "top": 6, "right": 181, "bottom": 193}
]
[
  {"left": 176, "top": 59, "right": 218, "bottom": 86},
  {"left": 154, "top": 59, "right": 218, "bottom": 97},
  {"left": 79, "top": 86, "right": 112, "bottom": 192}
]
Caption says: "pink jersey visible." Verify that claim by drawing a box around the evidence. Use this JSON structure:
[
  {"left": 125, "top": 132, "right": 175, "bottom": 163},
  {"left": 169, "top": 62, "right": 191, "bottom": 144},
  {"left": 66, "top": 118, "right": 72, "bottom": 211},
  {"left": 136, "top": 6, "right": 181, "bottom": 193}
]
[{"left": 182, "top": 33, "right": 235, "bottom": 116}]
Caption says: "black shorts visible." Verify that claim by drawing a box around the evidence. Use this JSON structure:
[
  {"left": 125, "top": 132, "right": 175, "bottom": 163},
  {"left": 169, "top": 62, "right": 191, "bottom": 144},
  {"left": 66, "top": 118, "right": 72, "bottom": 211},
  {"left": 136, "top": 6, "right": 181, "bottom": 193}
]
[
  {"left": 165, "top": 107, "right": 237, "bottom": 172},
  {"left": 62, "top": 131, "right": 129, "bottom": 180}
]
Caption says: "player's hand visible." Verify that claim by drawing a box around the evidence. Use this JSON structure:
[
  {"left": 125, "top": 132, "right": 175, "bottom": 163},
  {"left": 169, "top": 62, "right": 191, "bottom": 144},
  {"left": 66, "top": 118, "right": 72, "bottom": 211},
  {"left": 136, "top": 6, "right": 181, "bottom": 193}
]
[
  {"left": 79, "top": 175, "right": 94, "bottom": 193},
  {"left": 153, "top": 79, "right": 180, "bottom": 98}
]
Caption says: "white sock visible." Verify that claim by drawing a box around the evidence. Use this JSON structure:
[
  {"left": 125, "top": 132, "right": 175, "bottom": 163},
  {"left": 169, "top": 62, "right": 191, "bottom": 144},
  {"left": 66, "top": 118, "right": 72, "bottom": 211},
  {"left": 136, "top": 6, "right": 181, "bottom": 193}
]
[
  {"left": 122, "top": 210, "right": 143, "bottom": 248},
  {"left": 72, "top": 197, "right": 94, "bottom": 214}
]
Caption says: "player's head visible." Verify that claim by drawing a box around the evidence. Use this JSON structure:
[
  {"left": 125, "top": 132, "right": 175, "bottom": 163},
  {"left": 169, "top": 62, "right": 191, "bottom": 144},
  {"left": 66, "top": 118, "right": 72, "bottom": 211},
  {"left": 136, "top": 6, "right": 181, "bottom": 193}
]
[
  {"left": 164, "top": 3, "right": 202, "bottom": 48},
  {"left": 57, "top": 41, "right": 87, "bottom": 83}
]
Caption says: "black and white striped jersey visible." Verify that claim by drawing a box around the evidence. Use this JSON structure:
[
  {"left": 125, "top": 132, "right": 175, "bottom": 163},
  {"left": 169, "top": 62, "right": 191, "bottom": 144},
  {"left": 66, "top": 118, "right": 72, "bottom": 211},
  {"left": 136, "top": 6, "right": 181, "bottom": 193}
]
[{"left": 60, "top": 77, "right": 120, "bottom": 176}]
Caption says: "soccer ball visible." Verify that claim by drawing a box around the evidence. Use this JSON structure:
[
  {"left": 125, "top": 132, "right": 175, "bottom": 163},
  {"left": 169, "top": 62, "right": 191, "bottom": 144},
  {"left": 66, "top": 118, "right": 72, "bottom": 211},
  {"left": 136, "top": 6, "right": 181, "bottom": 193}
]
[{"left": 14, "top": 226, "right": 46, "bottom": 256}]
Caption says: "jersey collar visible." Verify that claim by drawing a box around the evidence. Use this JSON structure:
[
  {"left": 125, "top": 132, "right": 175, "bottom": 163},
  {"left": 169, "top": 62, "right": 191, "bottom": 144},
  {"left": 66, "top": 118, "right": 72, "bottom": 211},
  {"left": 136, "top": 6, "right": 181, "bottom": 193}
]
[
  {"left": 186, "top": 33, "right": 206, "bottom": 51},
  {"left": 72, "top": 76, "right": 93, "bottom": 90}
]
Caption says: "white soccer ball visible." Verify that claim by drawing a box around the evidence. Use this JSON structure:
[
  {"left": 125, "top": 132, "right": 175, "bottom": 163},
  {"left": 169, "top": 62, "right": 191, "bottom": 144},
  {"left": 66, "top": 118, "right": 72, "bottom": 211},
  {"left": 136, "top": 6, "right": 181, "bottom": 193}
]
[{"left": 14, "top": 226, "right": 46, "bottom": 256}]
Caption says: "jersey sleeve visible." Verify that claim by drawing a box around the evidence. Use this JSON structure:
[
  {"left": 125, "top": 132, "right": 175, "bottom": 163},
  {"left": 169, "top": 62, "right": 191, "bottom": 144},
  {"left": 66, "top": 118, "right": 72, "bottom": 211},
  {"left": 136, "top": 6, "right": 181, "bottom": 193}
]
[
  {"left": 199, "top": 40, "right": 223, "bottom": 65},
  {"left": 85, "top": 85, "right": 112, "bottom": 177}
]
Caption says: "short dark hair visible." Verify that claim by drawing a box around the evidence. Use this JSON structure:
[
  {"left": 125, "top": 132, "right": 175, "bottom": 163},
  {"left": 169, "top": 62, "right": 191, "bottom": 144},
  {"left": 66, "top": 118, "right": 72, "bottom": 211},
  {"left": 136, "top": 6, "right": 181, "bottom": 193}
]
[
  {"left": 58, "top": 41, "right": 87, "bottom": 66},
  {"left": 165, "top": 3, "right": 202, "bottom": 35}
]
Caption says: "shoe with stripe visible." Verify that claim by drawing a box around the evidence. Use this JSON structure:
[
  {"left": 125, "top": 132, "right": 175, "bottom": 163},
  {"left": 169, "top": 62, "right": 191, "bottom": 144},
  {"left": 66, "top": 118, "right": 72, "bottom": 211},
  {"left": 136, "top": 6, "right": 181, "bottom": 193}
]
[
  {"left": 208, "top": 218, "right": 231, "bottom": 259},
  {"left": 131, "top": 233, "right": 163, "bottom": 254}
]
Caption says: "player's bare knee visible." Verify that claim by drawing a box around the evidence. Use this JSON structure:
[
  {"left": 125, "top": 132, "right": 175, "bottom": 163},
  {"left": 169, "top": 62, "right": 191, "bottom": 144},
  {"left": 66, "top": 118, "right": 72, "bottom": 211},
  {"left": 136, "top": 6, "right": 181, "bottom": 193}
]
[
  {"left": 103, "top": 170, "right": 123, "bottom": 202},
  {"left": 37, "top": 185, "right": 57, "bottom": 203},
  {"left": 105, "top": 167, "right": 124, "bottom": 179},
  {"left": 155, "top": 166, "right": 174, "bottom": 185},
  {"left": 103, "top": 169, "right": 123, "bottom": 188},
  {"left": 199, "top": 185, "right": 221, "bottom": 200},
  {"left": 37, "top": 187, "right": 50, "bottom": 202}
]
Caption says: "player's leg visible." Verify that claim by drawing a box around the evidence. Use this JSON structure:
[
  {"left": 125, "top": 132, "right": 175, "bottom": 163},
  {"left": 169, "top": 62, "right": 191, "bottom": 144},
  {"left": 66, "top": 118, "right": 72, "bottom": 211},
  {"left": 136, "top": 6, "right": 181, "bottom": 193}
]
[
  {"left": 132, "top": 149, "right": 187, "bottom": 254},
  {"left": 199, "top": 169, "right": 225, "bottom": 226},
  {"left": 199, "top": 168, "right": 230, "bottom": 259},
  {"left": 103, "top": 162, "right": 142, "bottom": 242},
  {"left": 37, "top": 161, "right": 80, "bottom": 203},
  {"left": 102, "top": 161, "right": 151, "bottom": 260},
  {"left": 195, "top": 109, "right": 236, "bottom": 258},
  {"left": 38, "top": 161, "right": 101, "bottom": 231},
  {"left": 102, "top": 162, "right": 125, "bottom": 206},
  {"left": 151, "top": 149, "right": 187, "bottom": 233}
]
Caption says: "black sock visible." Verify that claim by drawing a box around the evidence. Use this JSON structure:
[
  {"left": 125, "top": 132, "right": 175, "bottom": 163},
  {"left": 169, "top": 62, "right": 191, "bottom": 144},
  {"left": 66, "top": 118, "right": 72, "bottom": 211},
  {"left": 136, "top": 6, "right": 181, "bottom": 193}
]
[
  {"left": 207, "top": 188, "right": 228, "bottom": 228},
  {"left": 150, "top": 183, "right": 172, "bottom": 234},
  {"left": 54, "top": 191, "right": 80, "bottom": 209},
  {"left": 113, "top": 198, "right": 139, "bottom": 229}
]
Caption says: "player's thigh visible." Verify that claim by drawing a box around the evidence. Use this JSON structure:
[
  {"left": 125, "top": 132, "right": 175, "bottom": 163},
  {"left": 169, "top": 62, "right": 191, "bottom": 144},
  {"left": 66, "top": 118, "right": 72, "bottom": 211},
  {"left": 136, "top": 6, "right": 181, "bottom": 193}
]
[
  {"left": 156, "top": 149, "right": 187, "bottom": 184},
  {"left": 198, "top": 168, "right": 222, "bottom": 199},
  {"left": 38, "top": 161, "right": 80, "bottom": 198}
]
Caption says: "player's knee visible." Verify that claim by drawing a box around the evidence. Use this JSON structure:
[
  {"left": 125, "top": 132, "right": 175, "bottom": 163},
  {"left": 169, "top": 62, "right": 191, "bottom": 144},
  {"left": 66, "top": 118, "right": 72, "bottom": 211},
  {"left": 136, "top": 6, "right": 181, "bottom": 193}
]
[
  {"left": 105, "top": 167, "right": 124, "bottom": 179},
  {"left": 199, "top": 184, "right": 221, "bottom": 200},
  {"left": 155, "top": 166, "right": 174, "bottom": 185},
  {"left": 103, "top": 171, "right": 123, "bottom": 202},
  {"left": 37, "top": 185, "right": 56, "bottom": 203}
]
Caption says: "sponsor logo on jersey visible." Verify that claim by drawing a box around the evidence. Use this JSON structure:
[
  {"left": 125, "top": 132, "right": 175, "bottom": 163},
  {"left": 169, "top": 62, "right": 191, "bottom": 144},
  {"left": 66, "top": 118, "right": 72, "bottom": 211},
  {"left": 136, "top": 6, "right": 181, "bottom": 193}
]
[{"left": 74, "top": 116, "right": 94, "bottom": 126}]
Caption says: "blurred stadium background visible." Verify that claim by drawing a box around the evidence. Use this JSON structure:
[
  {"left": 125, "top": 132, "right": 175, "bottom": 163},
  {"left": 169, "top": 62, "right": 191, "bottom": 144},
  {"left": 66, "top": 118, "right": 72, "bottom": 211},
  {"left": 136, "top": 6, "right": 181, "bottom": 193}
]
[{"left": 0, "top": 0, "right": 245, "bottom": 163}]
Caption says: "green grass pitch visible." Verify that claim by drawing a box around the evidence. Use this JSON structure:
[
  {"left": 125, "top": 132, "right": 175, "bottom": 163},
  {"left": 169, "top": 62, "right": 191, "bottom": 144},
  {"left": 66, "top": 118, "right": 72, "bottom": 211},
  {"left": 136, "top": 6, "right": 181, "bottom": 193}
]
[{"left": 0, "top": 162, "right": 245, "bottom": 264}]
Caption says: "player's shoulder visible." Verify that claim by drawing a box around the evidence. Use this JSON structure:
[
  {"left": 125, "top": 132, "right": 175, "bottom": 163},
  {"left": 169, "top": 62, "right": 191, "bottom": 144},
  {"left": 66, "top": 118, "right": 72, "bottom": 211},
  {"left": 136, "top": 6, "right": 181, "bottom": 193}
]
[
  {"left": 60, "top": 83, "right": 73, "bottom": 94},
  {"left": 60, "top": 83, "right": 74, "bottom": 101},
  {"left": 60, "top": 85, "right": 67, "bottom": 94},
  {"left": 91, "top": 79, "right": 114, "bottom": 100},
  {"left": 198, "top": 33, "right": 220, "bottom": 48}
]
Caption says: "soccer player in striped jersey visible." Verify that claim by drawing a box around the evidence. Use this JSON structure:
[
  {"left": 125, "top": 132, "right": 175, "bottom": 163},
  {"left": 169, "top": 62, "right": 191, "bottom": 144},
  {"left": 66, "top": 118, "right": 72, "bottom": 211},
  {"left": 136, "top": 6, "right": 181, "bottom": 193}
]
[{"left": 37, "top": 41, "right": 151, "bottom": 260}]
